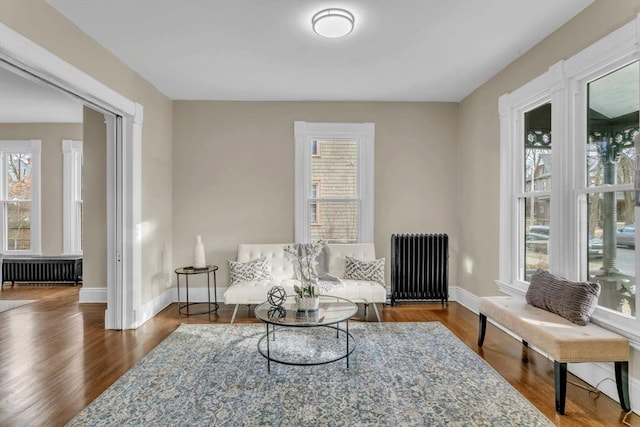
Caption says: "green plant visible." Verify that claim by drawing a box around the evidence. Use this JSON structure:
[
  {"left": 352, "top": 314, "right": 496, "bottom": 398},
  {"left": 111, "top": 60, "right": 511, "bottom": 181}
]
[
  {"left": 284, "top": 242, "right": 323, "bottom": 298},
  {"left": 294, "top": 283, "right": 317, "bottom": 298}
]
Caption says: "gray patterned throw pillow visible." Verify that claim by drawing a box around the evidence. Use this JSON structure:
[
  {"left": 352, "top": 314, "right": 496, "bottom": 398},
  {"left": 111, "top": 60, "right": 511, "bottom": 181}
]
[
  {"left": 228, "top": 257, "right": 272, "bottom": 285},
  {"left": 344, "top": 256, "right": 385, "bottom": 285},
  {"left": 525, "top": 269, "right": 600, "bottom": 326}
]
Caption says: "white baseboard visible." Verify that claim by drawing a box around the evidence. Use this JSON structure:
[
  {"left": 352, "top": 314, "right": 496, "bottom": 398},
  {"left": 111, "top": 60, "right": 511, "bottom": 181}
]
[
  {"left": 134, "top": 287, "right": 173, "bottom": 328},
  {"left": 132, "top": 286, "right": 228, "bottom": 328},
  {"left": 454, "top": 291, "right": 639, "bottom": 414},
  {"left": 79, "top": 287, "right": 107, "bottom": 303}
]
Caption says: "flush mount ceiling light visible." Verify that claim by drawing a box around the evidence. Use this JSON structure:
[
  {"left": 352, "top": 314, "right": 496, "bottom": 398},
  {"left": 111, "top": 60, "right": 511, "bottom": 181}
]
[{"left": 312, "top": 8, "right": 355, "bottom": 38}]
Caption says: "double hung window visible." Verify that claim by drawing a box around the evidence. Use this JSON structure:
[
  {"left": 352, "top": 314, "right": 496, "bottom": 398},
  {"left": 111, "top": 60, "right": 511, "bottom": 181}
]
[
  {"left": 294, "top": 122, "right": 374, "bottom": 243},
  {"left": 0, "top": 140, "right": 41, "bottom": 254}
]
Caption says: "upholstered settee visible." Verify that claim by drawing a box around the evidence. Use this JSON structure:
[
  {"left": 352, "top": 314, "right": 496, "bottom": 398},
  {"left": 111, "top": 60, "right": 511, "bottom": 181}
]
[
  {"left": 223, "top": 243, "right": 387, "bottom": 323},
  {"left": 478, "top": 270, "right": 630, "bottom": 415}
]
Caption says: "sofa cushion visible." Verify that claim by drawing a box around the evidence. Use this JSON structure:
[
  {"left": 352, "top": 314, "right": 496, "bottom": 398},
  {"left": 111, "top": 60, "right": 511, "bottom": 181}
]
[
  {"left": 237, "top": 244, "right": 295, "bottom": 280},
  {"left": 344, "top": 256, "right": 385, "bottom": 285},
  {"left": 326, "top": 243, "right": 376, "bottom": 278},
  {"left": 525, "top": 269, "right": 600, "bottom": 326},
  {"left": 228, "top": 257, "right": 272, "bottom": 285}
]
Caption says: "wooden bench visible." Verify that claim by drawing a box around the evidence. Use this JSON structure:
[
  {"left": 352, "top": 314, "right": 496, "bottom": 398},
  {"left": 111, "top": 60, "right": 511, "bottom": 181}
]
[{"left": 477, "top": 296, "right": 630, "bottom": 415}]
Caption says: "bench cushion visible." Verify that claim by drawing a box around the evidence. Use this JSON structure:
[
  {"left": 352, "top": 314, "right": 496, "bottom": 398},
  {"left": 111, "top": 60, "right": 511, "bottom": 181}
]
[{"left": 479, "top": 296, "right": 628, "bottom": 363}]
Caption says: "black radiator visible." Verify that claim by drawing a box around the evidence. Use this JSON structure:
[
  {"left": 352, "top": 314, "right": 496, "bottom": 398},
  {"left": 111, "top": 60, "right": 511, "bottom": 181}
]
[
  {"left": 391, "top": 234, "right": 448, "bottom": 305},
  {"left": 2, "top": 256, "right": 83, "bottom": 286}
]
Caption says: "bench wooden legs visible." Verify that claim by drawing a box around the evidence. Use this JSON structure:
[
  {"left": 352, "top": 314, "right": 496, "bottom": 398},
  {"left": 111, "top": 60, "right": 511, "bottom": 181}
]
[
  {"left": 477, "top": 314, "right": 487, "bottom": 347},
  {"left": 554, "top": 361, "right": 630, "bottom": 414},
  {"left": 554, "top": 361, "right": 568, "bottom": 414},
  {"left": 615, "top": 361, "right": 631, "bottom": 412}
]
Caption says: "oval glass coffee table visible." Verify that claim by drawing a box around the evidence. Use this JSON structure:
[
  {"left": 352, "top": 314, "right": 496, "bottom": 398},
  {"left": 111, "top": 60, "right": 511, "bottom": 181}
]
[{"left": 254, "top": 295, "right": 358, "bottom": 373}]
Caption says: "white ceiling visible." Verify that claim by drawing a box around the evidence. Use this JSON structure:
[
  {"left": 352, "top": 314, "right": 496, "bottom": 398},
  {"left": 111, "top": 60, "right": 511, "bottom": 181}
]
[
  {"left": 0, "top": 66, "right": 83, "bottom": 123},
  {"left": 44, "top": 0, "right": 594, "bottom": 102}
]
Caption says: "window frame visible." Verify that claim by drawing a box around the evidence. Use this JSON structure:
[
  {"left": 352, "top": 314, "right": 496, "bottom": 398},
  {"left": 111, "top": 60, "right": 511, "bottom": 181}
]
[
  {"left": 310, "top": 180, "right": 321, "bottom": 225},
  {"left": 62, "top": 139, "right": 83, "bottom": 255},
  {"left": 0, "top": 140, "right": 41, "bottom": 255},
  {"left": 499, "top": 18, "right": 640, "bottom": 345},
  {"left": 294, "top": 121, "right": 375, "bottom": 243}
]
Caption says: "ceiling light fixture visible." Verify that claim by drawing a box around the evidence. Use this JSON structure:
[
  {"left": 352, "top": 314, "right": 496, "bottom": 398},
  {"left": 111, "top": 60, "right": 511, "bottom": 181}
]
[{"left": 312, "top": 8, "right": 355, "bottom": 38}]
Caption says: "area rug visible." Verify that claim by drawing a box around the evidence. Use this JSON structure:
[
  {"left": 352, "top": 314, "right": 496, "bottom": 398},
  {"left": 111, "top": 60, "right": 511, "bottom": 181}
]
[
  {"left": 0, "top": 299, "right": 34, "bottom": 313},
  {"left": 67, "top": 322, "right": 552, "bottom": 426}
]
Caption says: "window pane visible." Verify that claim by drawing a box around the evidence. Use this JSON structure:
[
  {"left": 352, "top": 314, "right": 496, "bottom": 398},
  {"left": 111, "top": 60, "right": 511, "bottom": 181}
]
[
  {"left": 311, "top": 140, "right": 357, "bottom": 198},
  {"left": 7, "top": 201, "right": 30, "bottom": 250},
  {"left": 524, "top": 103, "right": 551, "bottom": 192},
  {"left": 309, "top": 200, "right": 358, "bottom": 243},
  {"left": 524, "top": 197, "right": 550, "bottom": 280},
  {"left": 6, "top": 153, "right": 32, "bottom": 200},
  {"left": 588, "top": 191, "right": 635, "bottom": 317},
  {"left": 587, "top": 61, "right": 638, "bottom": 187}
]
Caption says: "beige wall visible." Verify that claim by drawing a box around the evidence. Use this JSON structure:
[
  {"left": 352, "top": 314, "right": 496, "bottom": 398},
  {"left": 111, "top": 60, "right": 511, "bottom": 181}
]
[
  {"left": 0, "top": 0, "right": 174, "bottom": 303},
  {"left": 457, "top": 0, "right": 640, "bottom": 375},
  {"left": 82, "top": 107, "right": 106, "bottom": 288},
  {"left": 172, "top": 101, "right": 459, "bottom": 288},
  {"left": 0, "top": 123, "right": 82, "bottom": 255}
]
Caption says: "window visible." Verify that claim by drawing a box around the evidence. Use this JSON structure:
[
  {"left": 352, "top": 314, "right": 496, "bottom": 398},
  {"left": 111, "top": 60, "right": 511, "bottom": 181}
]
[
  {"left": 0, "top": 140, "right": 41, "bottom": 254},
  {"left": 63, "top": 140, "right": 83, "bottom": 254},
  {"left": 583, "top": 62, "right": 638, "bottom": 317},
  {"left": 500, "top": 19, "right": 640, "bottom": 343},
  {"left": 294, "top": 122, "right": 375, "bottom": 243}
]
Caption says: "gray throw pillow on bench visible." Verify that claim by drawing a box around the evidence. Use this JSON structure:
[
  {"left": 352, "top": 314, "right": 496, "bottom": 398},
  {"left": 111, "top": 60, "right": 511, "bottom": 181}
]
[{"left": 525, "top": 269, "right": 600, "bottom": 326}]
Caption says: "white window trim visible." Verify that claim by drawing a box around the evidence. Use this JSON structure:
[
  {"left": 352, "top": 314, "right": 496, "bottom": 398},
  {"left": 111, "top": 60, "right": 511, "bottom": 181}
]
[
  {"left": 294, "top": 121, "right": 375, "bottom": 243},
  {"left": 0, "top": 140, "right": 41, "bottom": 255},
  {"left": 498, "top": 15, "right": 640, "bottom": 346},
  {"left": 62, "top": 139, "right": 83, "bottom": 255}
]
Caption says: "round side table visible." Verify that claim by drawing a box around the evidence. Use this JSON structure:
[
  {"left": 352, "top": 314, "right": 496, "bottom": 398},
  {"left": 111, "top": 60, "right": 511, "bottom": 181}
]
[{"left": 175, "top": 265, "right": 219, "bottom": 321}]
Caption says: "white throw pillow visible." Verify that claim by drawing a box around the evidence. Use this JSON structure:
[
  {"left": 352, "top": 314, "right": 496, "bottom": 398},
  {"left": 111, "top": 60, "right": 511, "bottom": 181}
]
[
  {"left": 228, "top": 257, "right": 272, "bottom": 285},
  {"left": 344, "top": 256, "right": 385, "bottom": 285}
]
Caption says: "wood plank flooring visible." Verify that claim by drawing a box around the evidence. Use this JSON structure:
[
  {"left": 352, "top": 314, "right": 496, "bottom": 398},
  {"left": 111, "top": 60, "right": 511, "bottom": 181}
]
[{"left": 0, "top": 285, "right": 637, "bottom": 426}]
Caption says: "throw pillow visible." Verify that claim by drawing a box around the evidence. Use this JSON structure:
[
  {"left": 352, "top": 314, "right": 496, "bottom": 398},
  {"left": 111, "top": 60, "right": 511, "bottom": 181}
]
[
  {"left": 344, "top": 256, "right": 385, "bottom": 285},
  {"left": 228, "top": 257, "right": 272, "bottom": 285},
  {"left": 525, "top": 269, "right": 600, "bottom": 326}
]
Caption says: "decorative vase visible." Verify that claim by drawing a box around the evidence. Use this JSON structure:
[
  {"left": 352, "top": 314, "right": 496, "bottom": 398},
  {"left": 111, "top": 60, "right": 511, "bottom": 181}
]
[
  {"left": 296, "top": 295, "right": 320, "bottom": 311},
  {"left": 192, "top": 235, "right": 206, "bottom": 269}
]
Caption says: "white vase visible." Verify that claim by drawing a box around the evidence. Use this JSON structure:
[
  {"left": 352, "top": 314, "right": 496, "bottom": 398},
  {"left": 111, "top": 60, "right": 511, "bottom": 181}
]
[
  {"left": 192, "top": 235, "right": 206, "bottom": 269},
  {"left": 296, "top": 295, "right": 320, "bottom": 311}
]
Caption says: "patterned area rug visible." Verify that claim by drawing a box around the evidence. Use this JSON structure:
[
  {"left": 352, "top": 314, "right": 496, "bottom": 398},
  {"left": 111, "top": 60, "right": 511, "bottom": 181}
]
[{"left": 67, "top": 322, "right": 552, "bottom": 426}]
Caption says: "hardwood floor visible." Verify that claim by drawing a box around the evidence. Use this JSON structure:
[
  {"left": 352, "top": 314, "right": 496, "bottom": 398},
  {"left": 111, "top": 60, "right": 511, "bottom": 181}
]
[{"left": 0, "top": 285, "right": 637, "bottom": 426}]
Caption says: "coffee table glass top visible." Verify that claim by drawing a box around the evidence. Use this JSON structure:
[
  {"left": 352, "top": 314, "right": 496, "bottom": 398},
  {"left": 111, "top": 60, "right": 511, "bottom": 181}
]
[{"left": 254, "top": 295, "right": 357, "bottom": 326}]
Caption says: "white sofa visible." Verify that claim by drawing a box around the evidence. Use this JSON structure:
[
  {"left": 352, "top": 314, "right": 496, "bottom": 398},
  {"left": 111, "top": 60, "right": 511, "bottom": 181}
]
[{"left": 224, "top": 243, "right": 387, "bottom": 323}]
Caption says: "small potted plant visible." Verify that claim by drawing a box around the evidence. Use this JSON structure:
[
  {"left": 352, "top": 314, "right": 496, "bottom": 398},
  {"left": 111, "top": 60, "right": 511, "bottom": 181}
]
[
  {"left": 293, "top": 282, "right": 319, "bottom": 311},
  {"left": 285, "top": 243, "right": 323, "bottom": 311}
]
